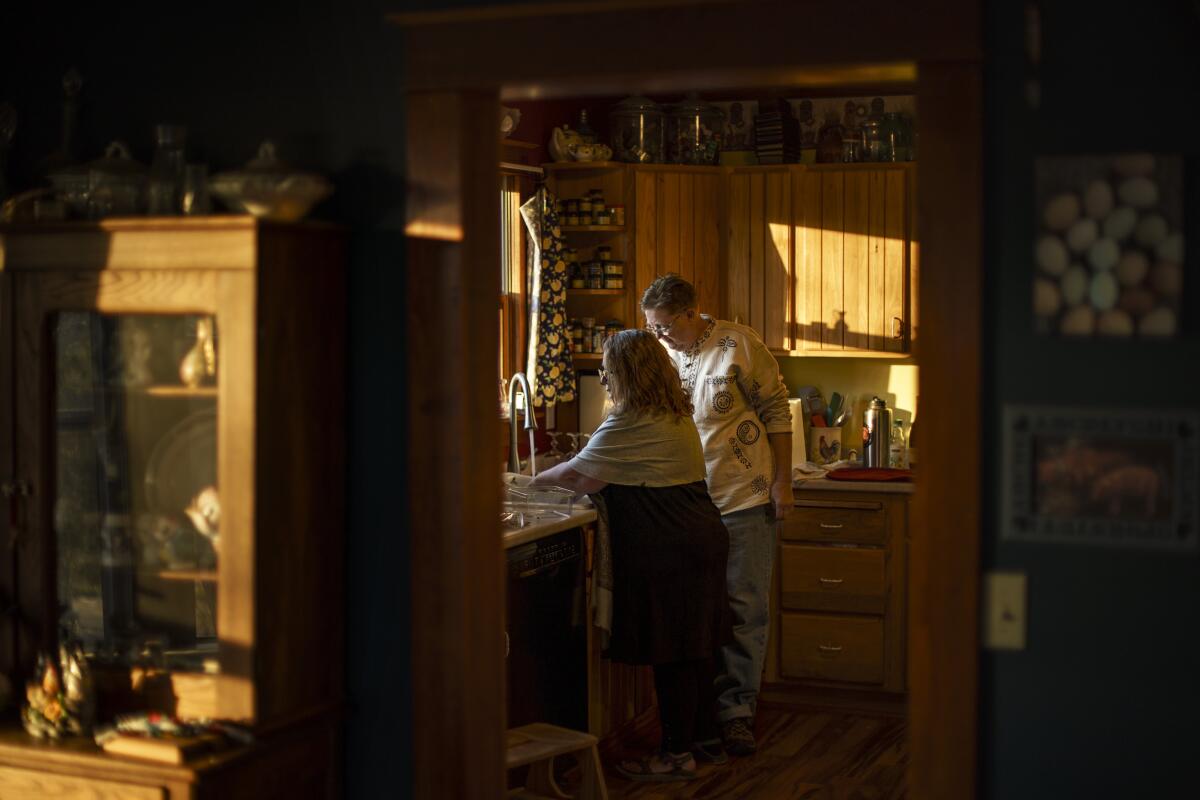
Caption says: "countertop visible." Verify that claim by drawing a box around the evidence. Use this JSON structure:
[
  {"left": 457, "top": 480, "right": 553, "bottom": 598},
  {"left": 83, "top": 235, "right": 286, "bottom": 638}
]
[
  {"left": 503, "top": 506, "right": 598, "bottom": 549},
  {"left": 794, "top": 477, "right": 915, "bottom": 494}
]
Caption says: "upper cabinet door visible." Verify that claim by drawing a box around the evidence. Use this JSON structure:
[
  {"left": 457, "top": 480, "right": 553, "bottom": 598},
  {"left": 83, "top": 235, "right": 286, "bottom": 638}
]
[
  {"left": 633, "top": 168, "right": 722, "bottom": 327},
  {"left": 794, "top": 165, "right": 913, "bottom": 355},
  {"left": 725, "top": 168, "right": 792, "bottom": 352}
]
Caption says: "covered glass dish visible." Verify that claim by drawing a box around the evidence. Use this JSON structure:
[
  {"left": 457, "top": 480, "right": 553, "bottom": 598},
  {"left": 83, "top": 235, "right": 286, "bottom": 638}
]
[
  {"left": 609, "top": 95, "right": 664, "bottom": 164},
  {"left": 208, "top": 141, "right": 332, "bottom": 221},
  {"left": 87, "top": 141, "right": 147, "bottom": 218},
  {"left": 667, "top": 92, "right": 725, "bottom": 165}
]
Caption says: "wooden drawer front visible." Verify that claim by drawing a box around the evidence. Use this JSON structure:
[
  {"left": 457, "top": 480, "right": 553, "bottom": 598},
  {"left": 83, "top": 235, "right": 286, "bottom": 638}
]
[
  {"left": 780, "top": 544, "right": 885, "bottom": 614},
  {"left": 782, "top": 501, "right": 885, "bottom": 545},
  {"left": 780, "top": 613, "right": 884, "bottom": 685},
  {"left": 0, "top": 766, "right": 163, "bottom": 800}
]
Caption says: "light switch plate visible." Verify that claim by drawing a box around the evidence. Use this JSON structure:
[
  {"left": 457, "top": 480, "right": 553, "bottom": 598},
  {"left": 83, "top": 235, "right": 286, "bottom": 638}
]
[{"left": 983, "top": 571, "right": 1027, "bottom": 650}]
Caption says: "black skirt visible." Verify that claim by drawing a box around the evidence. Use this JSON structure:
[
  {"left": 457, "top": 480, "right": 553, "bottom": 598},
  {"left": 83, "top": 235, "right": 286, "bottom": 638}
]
[{"left": 599, "top": 480, "right": 732, "bottom": 665}]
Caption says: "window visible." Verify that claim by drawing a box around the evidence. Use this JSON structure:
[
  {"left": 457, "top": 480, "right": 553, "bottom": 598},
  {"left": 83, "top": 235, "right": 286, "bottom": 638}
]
[{"left": 499, "top": 174, "right": 526, "bottom": 386}]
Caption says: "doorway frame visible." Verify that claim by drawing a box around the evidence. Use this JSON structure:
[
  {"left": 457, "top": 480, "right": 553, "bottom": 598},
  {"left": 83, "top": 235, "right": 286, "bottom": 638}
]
[{"left": 394, "top": 3, "right": 982, "bottom": 798}]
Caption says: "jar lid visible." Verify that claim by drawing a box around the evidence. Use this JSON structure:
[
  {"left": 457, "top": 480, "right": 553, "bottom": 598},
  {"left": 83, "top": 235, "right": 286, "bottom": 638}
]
[
  {"left": 668, "top": 91, "right": 725, "bottom": 121},
  {"left": 88, "top": 141, "right": 147, "bottom": 177},
  {"left": 612, "top": 95, "right": 663, "bottom": 115}
]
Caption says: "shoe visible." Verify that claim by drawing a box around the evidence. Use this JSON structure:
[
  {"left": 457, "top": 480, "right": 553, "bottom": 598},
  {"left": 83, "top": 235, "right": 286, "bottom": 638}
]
[
  {"left": 691, "top": 738, "right": 729, "bottom": 765},
  {"left": 614, "top": 751, "right": 697, "bottom": 782},
  {"left": 722, "top": 717, "right": 757, "bottom": 756}
]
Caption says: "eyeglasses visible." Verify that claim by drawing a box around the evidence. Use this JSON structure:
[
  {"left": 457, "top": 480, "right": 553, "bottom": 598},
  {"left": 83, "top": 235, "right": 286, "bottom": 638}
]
[
  {"left": 645, "top": 311, "right": 685, "bottom": 338},
  {"left": 597, "top": 367, "right": 608, "bottom": 385}
]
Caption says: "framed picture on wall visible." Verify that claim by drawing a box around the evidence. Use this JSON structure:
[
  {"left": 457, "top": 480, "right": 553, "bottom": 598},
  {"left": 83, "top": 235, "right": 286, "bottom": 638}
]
[
  {"left": 1033, "top": 153, "right": 1184, "bottom": 338},
  {"left": 1001, "top": 405, "right": 1200, "bottom": 550}
]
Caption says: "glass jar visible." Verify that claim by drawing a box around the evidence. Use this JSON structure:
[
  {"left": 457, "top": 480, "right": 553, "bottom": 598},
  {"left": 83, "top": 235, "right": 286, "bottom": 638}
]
[
  {"left": 859, "top": 117, "right": 884, "bottom": 162},
  {"left": 570, "top": 319, "right": 583, "bottom": 351},
  {"left": 815, "top": 115, "right": 844, "bottom": 164},
  {"left": 604, "top": 259, "right": 624, "bottom": 276},
  {"left": 667, "top": 92, "right": 725, "bottom": 165},
  {"left": 603, "top": 275, "right": 624, "bottom": 290},
  {"left": 580, "top": 317, "right": 596, "bottom": 353},
  {"left": 587, "top": 261, "right": 604, "bottom": 289},
  {"left": 146, "top": 124, "right": 187, "bottom": 215},
  {"left": 596, "top": 245, "right": 613, "bottom": 260},
  {"left": 882, "top": 112, "right": 905, "bottom": 162},
  {"left": 609, "top": 95, "right": 664, "bottom": 163}
]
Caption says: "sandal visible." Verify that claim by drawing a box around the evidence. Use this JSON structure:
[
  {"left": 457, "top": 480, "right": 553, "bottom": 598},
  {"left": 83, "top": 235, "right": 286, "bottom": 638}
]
[{"left": 614, "top": 751, "right": 697, "bottom": 783}]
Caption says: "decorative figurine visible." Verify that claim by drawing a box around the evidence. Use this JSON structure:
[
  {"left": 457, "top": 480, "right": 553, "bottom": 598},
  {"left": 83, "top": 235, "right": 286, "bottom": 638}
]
[
  {"left": 21, "top": 645, "right": 94, "bottom": 738},
  {"left": 179, "top": 317, "right": 216, "bottom": 387},
  {"left": 185, "top": 485, "right": 221, "bottom": 553}
]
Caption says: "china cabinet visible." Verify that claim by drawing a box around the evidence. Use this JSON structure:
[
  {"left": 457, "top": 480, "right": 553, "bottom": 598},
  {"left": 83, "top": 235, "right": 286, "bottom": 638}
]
[{"left": 0, "top": 216, "right": 345, "bottom": 797}]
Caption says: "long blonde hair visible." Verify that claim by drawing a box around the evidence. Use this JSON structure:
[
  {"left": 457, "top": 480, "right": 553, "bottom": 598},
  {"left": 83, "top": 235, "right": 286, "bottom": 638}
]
[{"left": 603, "top": 329, "right": 693, "bottom": 418}]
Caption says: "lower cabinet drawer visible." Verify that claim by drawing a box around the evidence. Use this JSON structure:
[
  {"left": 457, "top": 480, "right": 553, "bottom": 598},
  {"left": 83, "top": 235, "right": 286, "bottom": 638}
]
[
  {"left": 779, "top": 612, "right": 884, "bottom": 685},
  {"left": 780, "top": 544, "right": 885, "bottom": 614},
  {"left": 0, "top": 765, "right": 164, "bottom": 800}
]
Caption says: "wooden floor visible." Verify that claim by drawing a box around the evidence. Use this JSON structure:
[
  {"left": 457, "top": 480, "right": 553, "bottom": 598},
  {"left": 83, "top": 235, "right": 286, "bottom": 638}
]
[{"left": 602, "top": 705, "right": 907, "bottom": 799}]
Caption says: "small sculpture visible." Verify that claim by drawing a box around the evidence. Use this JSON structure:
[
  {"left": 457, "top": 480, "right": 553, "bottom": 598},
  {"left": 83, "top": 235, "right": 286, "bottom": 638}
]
[
  {"left": 179, "top": 317, "right": 216, "bottom": 388},
  {"left": 185, "top": 485, "right": 221, "bottom": 553},
  {"left": 549, "top": 125, "right": 585, "bottom": 163},
  {"left": 21, "top": 645, "right": 94, "bottom": 739}
]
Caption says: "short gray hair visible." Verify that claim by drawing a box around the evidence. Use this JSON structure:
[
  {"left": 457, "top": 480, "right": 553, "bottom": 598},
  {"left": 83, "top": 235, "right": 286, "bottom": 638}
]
[{"left": 640, "top": 273, "right": 697, "bottom": 313}]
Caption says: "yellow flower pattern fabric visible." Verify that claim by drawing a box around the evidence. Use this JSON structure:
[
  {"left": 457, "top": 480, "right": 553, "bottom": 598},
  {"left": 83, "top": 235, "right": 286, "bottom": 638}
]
[{"left": 520, "top": 189, "right": 576, "bottom": 406}]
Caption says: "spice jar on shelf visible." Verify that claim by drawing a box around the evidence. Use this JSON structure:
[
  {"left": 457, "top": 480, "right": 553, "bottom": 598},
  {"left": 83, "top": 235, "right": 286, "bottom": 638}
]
[
  {"left": 603, "top": 260, "right": 624, "bottom": 289},
  {"left": 580, "top": 317, "right": 596, "bottom": 353},
  {"left": 570, "top": 319, "right": 583, "bottom": 352},
  {"left": 587, "top": 261, "right": 604, "bottom": 289},
  {"left": 610, "top": 95, "right": 664, "bottom": 163}
]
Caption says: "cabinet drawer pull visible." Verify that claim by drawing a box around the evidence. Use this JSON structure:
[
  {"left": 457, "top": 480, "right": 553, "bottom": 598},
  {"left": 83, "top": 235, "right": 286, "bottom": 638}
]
[
  {"left": 817, "top": 644, "right": 843, "bottom": 654},
  {"left": 817, "top": 577, "right": 844, "bottom": 585},
  {"left": 818, "top": 522, "right": 843, "bottom": 529},
  {"left": 892, "top": 316, "right": 904, "bottom": 339}
]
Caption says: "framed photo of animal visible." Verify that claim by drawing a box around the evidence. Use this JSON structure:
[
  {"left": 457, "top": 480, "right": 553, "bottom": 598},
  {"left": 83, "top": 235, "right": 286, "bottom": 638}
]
[{"left": 1001, "top": 405, "right": 1200, "bottom": 550}]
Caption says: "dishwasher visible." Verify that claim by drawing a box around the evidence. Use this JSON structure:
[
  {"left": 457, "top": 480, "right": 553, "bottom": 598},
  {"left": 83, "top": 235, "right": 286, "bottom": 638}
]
[{"left": 505, "top": 527, "right": 588, "bottom": 732}]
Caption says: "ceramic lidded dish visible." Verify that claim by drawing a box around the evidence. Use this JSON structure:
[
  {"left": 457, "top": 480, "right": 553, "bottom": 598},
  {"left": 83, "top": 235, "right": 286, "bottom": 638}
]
[{"left": 208, "top": 141, "right": 332, "bottom": 221}]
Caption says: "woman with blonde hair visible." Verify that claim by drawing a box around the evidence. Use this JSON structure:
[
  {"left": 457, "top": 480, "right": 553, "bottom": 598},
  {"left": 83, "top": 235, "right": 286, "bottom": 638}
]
[{"left": 531, "top": 329, "right": 732, "bottom": 781}]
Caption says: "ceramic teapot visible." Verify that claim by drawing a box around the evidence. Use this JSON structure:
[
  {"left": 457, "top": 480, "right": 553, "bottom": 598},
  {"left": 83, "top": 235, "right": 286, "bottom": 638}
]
[
  {"left": 548, "top": 125, "right": 585, "bottom": 162},
  {"left": 568, "top": 142, "right": 612, "bottom": 162}
]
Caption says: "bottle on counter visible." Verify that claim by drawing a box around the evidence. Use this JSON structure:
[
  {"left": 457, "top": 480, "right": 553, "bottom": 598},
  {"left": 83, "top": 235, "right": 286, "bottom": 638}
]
[{"left": 889, "top": 420, "right": 907, "bottom": 469}]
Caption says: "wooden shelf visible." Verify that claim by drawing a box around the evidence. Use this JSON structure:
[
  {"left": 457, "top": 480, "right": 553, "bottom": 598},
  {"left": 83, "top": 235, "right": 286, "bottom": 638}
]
[
  {"left": 568, "top": 288, "right": 624, "bottom": 296},
  {"left": 501, "top": 139, "right": 540, "bottom": 150},
  {"left": 561, "top": 225, "right": 624, "bottom": 232},
  {"left": 542, "top": 161, "right": 625, "bottom": 172},
  {"left": 155, "top": 569, "right": 218, "bottom": 583},
  {"left": 572, "top": 354, "right": 603, "bottom": 366},
  {"left": 138, "top": 385, "right": 218, "bottom": 398}
]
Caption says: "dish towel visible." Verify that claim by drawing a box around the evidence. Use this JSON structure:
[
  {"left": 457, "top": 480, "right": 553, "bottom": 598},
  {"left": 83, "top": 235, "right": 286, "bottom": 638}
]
[
  {"left": 589, "top": 492, "right": 613, "bottom": 650},
  {"left": 520, "top": 188, "right": 576, "bottom": 406}
]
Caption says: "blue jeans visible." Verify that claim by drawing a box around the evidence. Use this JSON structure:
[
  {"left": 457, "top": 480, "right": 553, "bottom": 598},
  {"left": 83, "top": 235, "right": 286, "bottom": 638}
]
[{"left": 715, "top": 503, "right": 777, "bottom": 722}]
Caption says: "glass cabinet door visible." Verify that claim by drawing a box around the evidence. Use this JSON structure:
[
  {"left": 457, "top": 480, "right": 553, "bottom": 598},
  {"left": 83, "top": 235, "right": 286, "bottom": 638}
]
[{"left": 53, "top": 312, "right": 219, "bottom": 675}]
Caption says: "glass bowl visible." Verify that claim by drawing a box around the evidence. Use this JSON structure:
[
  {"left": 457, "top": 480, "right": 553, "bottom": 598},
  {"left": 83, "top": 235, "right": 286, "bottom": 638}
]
[{"left": 208, "top": 141, "right": 332, "bottom": 221}]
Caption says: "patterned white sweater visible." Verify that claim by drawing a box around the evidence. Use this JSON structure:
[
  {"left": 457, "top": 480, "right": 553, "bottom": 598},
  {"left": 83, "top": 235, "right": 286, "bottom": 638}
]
[{"left": 667, "top": 316, "right": 792, "bottom": 515}]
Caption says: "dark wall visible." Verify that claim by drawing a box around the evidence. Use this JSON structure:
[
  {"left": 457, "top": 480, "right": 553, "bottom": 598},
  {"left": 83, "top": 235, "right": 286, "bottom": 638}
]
[
  {"left": 2, "top": 5, "right": 411, "bottom": 797},
  {"left": 982, "top": 2, "right": 1200, "bottom": 797}
]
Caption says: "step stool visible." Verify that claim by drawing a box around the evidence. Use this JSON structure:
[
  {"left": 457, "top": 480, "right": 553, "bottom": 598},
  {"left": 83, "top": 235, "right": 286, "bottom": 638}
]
[{"left": 504, "top": 723, "right": 608, "bottom": 800}]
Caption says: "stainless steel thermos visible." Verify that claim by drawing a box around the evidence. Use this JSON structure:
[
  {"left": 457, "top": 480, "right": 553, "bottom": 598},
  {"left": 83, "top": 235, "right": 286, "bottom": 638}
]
[{"left": 862, "top": 396, "right": 893, "bottom": 467}]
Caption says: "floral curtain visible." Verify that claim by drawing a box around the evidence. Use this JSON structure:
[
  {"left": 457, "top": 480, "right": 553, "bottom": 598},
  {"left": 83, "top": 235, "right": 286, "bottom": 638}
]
[{"left": 520, "top": 188, "right": 576, "bottom": 406}]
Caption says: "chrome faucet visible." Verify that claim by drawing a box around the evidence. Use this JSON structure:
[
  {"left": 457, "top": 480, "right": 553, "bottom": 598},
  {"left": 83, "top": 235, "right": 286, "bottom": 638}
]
[{"left": 506, "top": 372, "right": 539, "bottom": 475}]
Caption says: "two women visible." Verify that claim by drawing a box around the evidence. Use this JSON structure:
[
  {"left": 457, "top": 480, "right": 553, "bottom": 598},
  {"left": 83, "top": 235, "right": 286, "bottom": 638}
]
[{"left": 530, "top": 330, "right": 731, "bottom": 781}]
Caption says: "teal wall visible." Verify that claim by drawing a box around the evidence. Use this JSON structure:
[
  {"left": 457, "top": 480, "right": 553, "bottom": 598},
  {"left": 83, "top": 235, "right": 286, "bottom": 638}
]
[{"left": 981, "top": 2, "right": 1200, "bottom": 797}]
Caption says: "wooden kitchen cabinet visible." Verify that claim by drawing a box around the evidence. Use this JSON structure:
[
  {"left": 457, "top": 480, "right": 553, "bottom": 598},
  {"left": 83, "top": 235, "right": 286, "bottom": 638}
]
[
  {"left": 767, "top": 490, "right": 909, "bottom": 695},
  {"left": 0, "top": 217, "right": 345, "bottom": 797},
  {"left": 724, "top": 163, "right": 917, "bottom": 357},
  {"left": 632, "top": 166, "right": 722, "bottom": 328}
]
